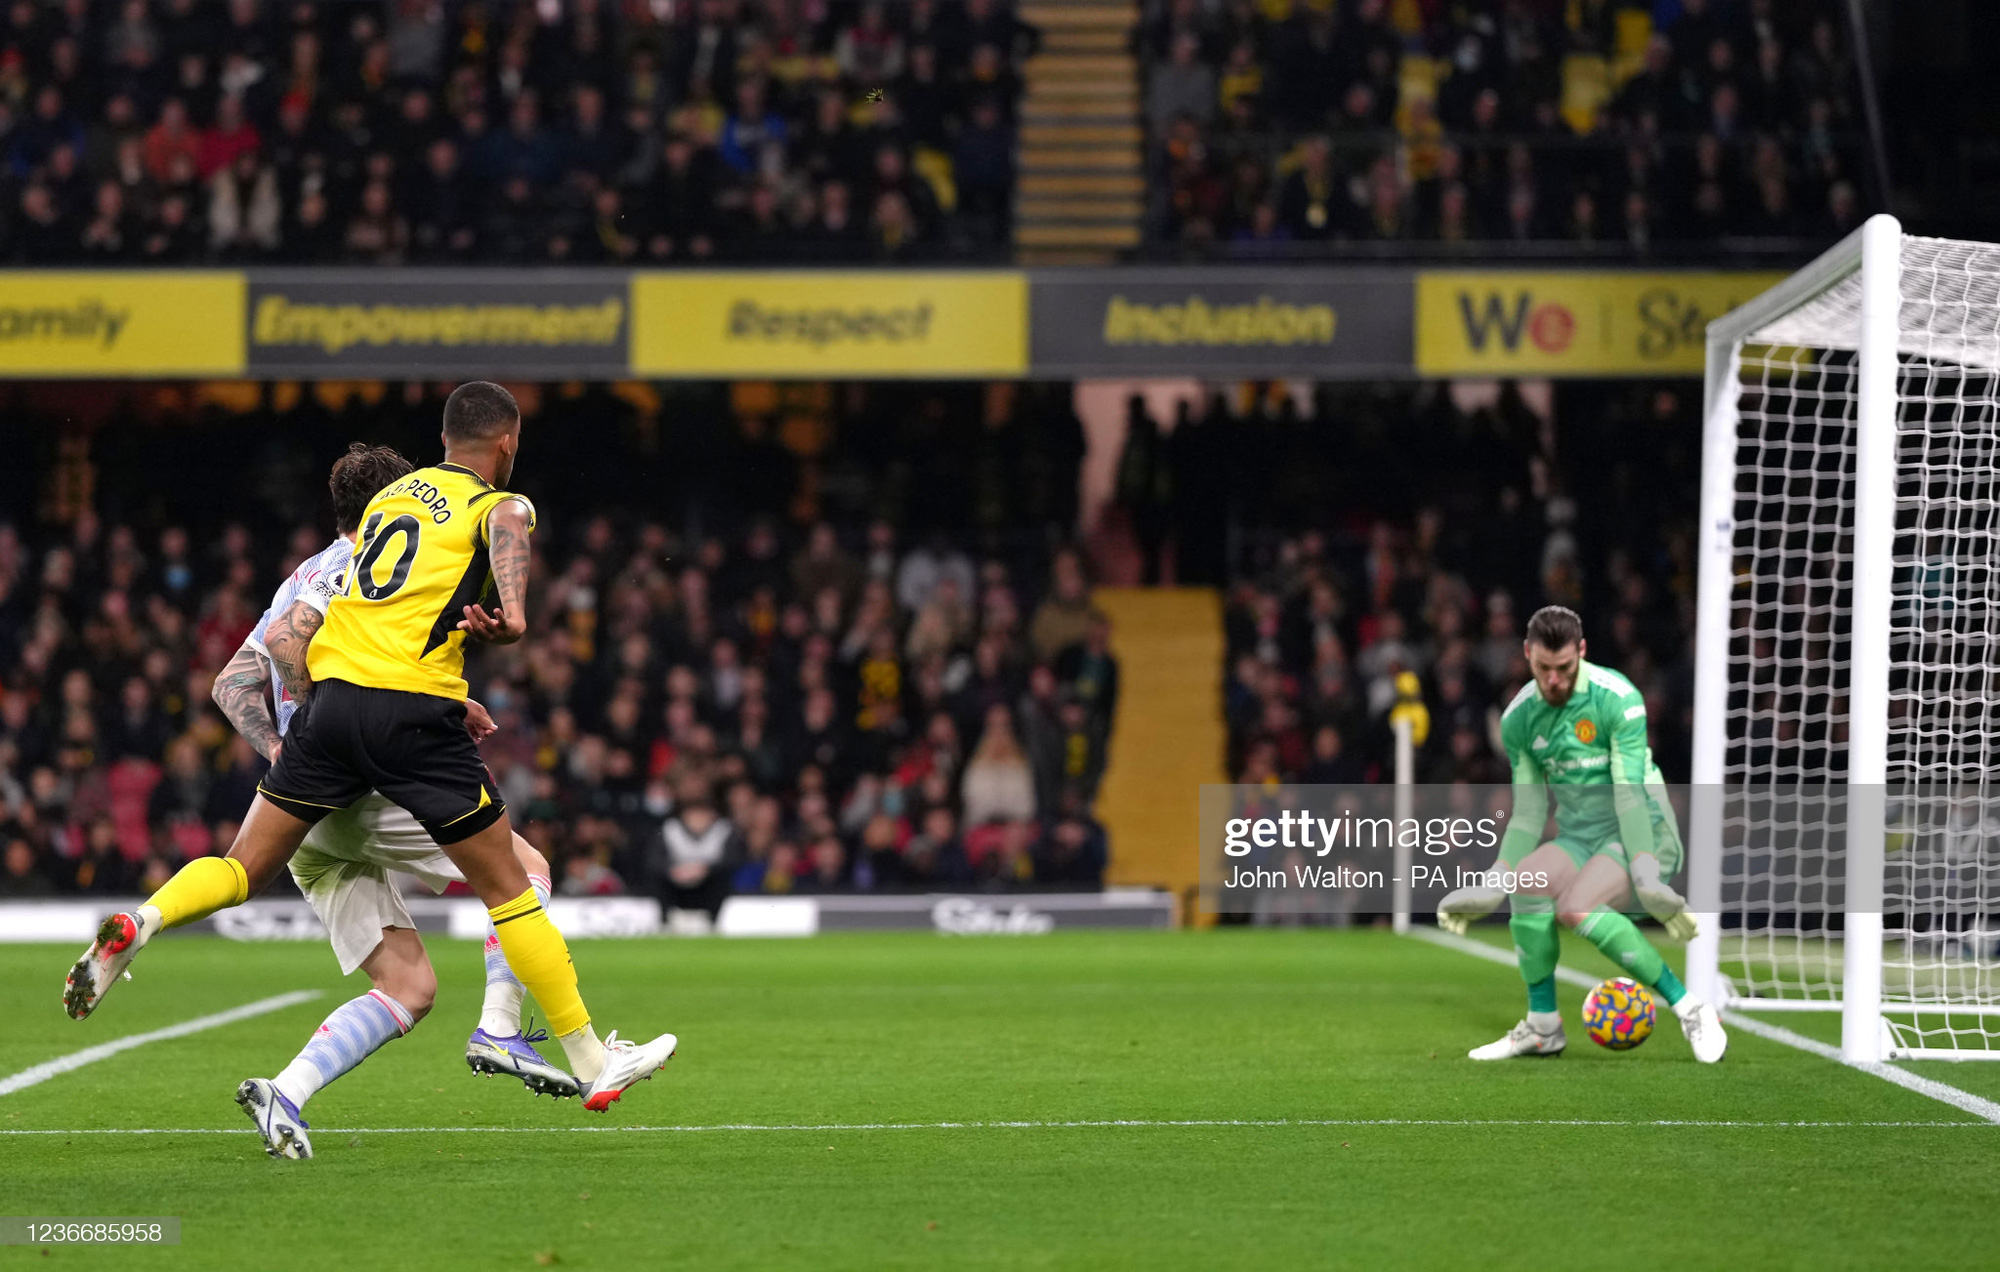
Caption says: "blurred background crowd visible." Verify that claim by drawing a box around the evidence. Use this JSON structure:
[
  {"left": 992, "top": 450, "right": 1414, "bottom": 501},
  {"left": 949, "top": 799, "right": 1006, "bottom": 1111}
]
[
  {"left": 0, "top": 0, "right": 1032, "bottom": 265},
  {"left": 1145, "top": 0, "right": 1869, "bottom": 253}
]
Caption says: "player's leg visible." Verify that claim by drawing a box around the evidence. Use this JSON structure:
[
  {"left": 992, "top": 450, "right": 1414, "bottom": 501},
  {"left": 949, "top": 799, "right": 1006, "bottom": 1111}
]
[
  {"left": 464, "top": 834, "right": 583, "bottom": 1098},
  {"left": 238, "top": 927, "right": 432, "bottom": 1161},
  {"left": 236, "top": 835, "right": 433, "bottom": 1160},
  {"left": 66, "top": 687, "right": 371, "bottom": 1020},
  {"left": 478, "top": 835, "right": 554, "bottom": 1036},
  {"left": 440, "top": 814, "right": 675, "bottom": 1109},
  {"left": 1555, "top": 851, "right": 1682, "bottom": 995},
  {"left": 62, "top": 796, "right": 315, "bottom": 1020},
  {"left": 1470, "top": 842, "right": 1580, "bottom": 1060},
  {"left": 1556, "top": 850, "right": 1727, "bottom": 1062},
  {"left": 371, "top": 688, "right": 675, "bottom": 1109}
]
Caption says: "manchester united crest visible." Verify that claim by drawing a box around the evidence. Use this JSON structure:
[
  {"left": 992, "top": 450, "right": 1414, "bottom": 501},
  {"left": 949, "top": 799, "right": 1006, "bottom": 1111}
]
[{"left": 1574, "top": 718, "right": 1598, "bottom": 744}]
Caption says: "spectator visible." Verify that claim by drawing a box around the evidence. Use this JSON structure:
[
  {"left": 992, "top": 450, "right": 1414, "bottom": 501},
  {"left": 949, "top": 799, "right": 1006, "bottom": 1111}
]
[
  {"left": 653, "top": 794, "right": 742, "bottom": 925},
  {"left": 1, "top": 836, "right": 56, "bottom": 897},
  {"left": 1147, "top": 32, "right": 1215, "bottom": 136},
  {"left": 1028, "top": 549, "right": 1101, "bottom": 663},
  {"left": 141, "top": 97, "right": 199, "bottom": 184},
  {"left": 961, "top": 704, "right": 1036, "bottom": 828}
]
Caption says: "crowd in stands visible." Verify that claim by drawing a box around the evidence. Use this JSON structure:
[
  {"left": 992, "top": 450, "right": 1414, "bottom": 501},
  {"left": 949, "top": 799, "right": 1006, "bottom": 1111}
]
[
  {"left": 0, "top": 379, "right": 1111, "bottom": 908},
  {"left": 0, "top": 0, "right": 1032, "bottom": 266},
  {"left": 1145, "top": 0, "right": 1870, "bottom": 253},
  {"left": 1193, "top": 379, "right": 1698, "bottom": 787}
]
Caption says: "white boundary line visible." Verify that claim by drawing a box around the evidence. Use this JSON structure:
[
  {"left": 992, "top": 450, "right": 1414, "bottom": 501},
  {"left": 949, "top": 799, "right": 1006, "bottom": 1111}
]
[
  {"left": 1410, "top": 927, "right": 2000, "bottom": 1125},
  {"left": 0, "top": 991, "right": 323, "bottom": 1098},
  {"left": 0, "top": 1117, "right": 1987, "bottom": 1136}
]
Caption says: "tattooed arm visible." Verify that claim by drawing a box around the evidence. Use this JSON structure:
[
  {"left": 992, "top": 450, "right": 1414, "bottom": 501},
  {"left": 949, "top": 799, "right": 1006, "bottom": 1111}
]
[
  {"left": 211, "top": 640, "right": 281, "bottom": 761},
  {"left": 263, "top": 598, "right": 326, "bottom": 702},
  {"left": 459, "top": 498, "right": 532, "bottom": 645}
]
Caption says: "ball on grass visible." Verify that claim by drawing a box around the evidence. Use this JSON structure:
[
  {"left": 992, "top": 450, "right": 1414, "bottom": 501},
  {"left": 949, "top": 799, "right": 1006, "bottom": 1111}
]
[{"left": 1581, "top": 976, "right": 1656, "bottom": 1050}]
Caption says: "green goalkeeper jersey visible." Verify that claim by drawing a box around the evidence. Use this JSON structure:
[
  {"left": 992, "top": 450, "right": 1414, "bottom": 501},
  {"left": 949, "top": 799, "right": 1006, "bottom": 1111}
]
[{"left": 1496, "top": 660, "right": 1680, "bottom": 872}]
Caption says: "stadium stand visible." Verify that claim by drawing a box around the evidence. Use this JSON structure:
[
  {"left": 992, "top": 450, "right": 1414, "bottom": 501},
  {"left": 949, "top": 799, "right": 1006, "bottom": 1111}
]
[
  {"left": 0, "top": 0, "right": 1033, "bottom": 265},
  {"left": 1141, "top": 0, "right": 1871, "bottom": 255}
]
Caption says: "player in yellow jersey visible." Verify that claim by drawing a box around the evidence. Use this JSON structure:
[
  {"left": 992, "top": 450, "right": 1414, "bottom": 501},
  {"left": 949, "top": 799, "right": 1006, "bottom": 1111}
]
[{"left": 65, "top": 383, "right": 678, "bottom": 1142}]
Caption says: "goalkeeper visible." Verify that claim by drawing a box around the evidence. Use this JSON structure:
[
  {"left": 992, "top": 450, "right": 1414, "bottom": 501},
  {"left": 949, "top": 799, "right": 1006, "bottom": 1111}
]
[{"left": 1437, "top": 606, "right": 1727, "bottom": 1064}]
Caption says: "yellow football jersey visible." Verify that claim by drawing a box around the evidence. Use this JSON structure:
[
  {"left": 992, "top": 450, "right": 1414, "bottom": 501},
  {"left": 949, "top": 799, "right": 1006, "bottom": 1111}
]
[{"left": 308, "top": 463, "right": 536, "bottom": 701}]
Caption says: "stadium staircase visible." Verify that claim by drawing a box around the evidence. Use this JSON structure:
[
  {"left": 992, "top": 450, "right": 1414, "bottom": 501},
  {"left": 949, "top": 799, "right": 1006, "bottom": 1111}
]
[
  {"left": 1015, "top": 2, "right": 1143, "bottom": 263},
  {"left": 1094, "top": 588, "right": 1227, "bottom": 917}
]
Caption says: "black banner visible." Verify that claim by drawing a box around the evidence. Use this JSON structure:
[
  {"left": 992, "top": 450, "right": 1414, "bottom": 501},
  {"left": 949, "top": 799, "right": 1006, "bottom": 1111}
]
[
  {"left": 1029, "top": 269, "right": 1415, "bottom": 378},
  {"left": 245, "top": 271, "right": 629, "bottom": 378}
]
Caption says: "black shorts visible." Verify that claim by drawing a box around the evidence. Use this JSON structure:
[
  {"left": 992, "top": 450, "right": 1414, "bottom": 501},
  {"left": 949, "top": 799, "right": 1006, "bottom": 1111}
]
[{"left": 260, "top": 679, "right": 505, "bottom": 846}]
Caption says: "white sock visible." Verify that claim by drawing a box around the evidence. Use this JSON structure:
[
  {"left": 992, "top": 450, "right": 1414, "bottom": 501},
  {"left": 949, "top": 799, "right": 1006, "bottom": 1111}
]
[
  {"left": 477, "top": 874, "right": 552, "bottom": 1036},
  {"left": 272, "top": 990, "right": 413, "bottom": 1110},
  {"left": 136, "top": 904, "right": 163, "bottom": 945},
  {"left": 1527, "top": 1010, "right": 1563, "bottom": 1033},
  {"left": 559, "top": 1024, "right": 605, "bottom": 1084}
]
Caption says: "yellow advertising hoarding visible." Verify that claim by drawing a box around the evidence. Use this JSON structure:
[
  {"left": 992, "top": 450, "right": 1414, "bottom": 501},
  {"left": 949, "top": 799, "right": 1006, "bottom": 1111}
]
[
  {"left": 1415, "top": 270, "right": 1785, "bottom": 376},
  {"left": 0, "top": 272, "right": 246, "bottom": 375},
  {"left": 631, "top": 271, "right": 1027, "bottom": 377}
]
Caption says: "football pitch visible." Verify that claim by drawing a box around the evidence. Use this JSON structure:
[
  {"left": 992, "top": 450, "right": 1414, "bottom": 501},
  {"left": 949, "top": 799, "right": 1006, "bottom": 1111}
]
[{"left": 2, "top": 929, "right": 1995, "bottom": 1270}]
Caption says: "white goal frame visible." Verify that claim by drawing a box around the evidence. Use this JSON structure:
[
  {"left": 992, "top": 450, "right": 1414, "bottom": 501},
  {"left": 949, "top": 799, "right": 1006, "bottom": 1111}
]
[{"left": 1692, "top": 214, "right": 2000, "bottom": 1062}]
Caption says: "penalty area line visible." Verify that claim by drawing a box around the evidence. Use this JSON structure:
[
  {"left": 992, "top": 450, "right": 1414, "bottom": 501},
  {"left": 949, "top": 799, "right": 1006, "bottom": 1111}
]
[
  {"left": 0, "top": 990, "right": 324, "bottom": 1098},
  {"left": 0, "top": 1117, "right": 1988, "bottom": 1136},
  {"left": 1410, "top": 926, "right": 2000, "bottom": 1125}
]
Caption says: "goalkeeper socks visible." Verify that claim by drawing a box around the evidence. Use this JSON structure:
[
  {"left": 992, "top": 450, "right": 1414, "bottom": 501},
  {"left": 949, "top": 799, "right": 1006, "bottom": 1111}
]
[
  {"left": 1510, "top": 905, "right": 1560, "bottom": 979},
  {"left": 1576, "top": 905, "right": 1668, "bottom": 987},
  {"left": 1511, "top": 906, "right": 1562, "bottom": 1021},
  {"left": 488, "top": 886, "right": 591, "bottom": 1040},
  {"left": 478, "top": 872, "right": 553, "bottom": 1036},
  {"left": 140, "top": 855, "right": 249, "bottom": 938},
  {"left": 272, "top": 990, "right": 413, "bottom": 1110},
  {"left": 1652, "top": 966, "right": 1689, "bottom": 1008},
  {"left": 1527, "top": 976, "right": 1558, "bottom": 1014}
]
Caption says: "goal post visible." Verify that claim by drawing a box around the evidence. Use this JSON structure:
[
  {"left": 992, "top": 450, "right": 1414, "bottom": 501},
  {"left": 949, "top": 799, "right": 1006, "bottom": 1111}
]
[{"left": 1694, "top": 214, "right": 2000, "bottom": 1061}]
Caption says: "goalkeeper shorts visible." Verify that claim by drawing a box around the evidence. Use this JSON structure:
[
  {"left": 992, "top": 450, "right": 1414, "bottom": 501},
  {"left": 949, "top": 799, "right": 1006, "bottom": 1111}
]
[{"left": 1551, "top": 816, "right": 1683, "bottom": 879}]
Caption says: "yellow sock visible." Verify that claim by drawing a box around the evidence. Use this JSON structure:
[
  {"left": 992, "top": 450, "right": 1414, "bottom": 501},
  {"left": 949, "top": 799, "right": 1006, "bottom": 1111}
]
[
  {"left": 145, "top": 856, "right": 249, "bottom": 931},
  {"left": 488, "top": 888, "right": 590, "bottom": 1038}
]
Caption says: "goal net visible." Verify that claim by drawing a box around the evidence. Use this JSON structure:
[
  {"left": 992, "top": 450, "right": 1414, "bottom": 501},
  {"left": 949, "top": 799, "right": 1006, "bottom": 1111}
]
[{"left": 1692, "top": 217, "right": 2000, "bottom": 1062}]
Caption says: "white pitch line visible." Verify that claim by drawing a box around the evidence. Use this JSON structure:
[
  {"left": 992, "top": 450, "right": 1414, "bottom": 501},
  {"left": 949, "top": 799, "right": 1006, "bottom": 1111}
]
[
  {"left": 1410, "top": 926, "right": 2000, "bottom": 1125},
  {"left": 0, "top": 991, "right": 323, "bottom": 1097},
  {"left": 0, "top": 1117, "right": 1987, "bottom": 1136}
]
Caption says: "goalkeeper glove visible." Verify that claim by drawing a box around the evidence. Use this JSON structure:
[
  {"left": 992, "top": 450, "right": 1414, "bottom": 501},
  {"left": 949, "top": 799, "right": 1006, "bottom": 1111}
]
[
  {"left": 1629, "top": 855, "right": 1698, "bottom": 942},
  {"left": 1436, "top": 885, "right": 1504, "bottom": 937}
]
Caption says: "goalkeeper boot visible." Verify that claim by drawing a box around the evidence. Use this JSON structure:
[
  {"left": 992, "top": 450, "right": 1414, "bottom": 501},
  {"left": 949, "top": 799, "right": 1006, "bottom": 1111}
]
[
  {"left": 1675, "top": 998, "right": 1729, "bottom": 1064},
  {"left": 1468, "top": 1017, "right": 1566, "bottom": 1061},
  {"left": 579, "top": 1029, "right": 678, "bottom": 1112},
  {"left": 62, "top": 911, "right": 146, "bottom": 1021},
  {"left": 466, "top": 1025, "right": 582, "bottom": 1099},
  {"left": 235, "top": 1078, "right": 312, "bottom": 1160}
]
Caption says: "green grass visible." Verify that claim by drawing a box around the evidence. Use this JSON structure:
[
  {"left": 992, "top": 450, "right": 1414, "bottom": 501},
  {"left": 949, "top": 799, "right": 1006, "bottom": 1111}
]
[{"left": 0, "top": 929, "right": 1994, "bottom": 1269}]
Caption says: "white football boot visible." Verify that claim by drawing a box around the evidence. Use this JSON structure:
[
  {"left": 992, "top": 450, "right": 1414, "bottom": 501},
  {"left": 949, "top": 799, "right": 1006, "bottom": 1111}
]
[
  {"left": 63, "top": 911, "right": 146, "bottom": 1020},
  {"left": 1468, "top": 1018, "right": 1567, "bottom": 1060},
  {"left": 579, "top": 1030, "right": 678, "bottom": 1111},
  {"left": 1675, "top": 998, "right": 1729, "bottom": 1063},
  {"left": 235, "top": 1078, "right": 313, "bottom": 1160}
]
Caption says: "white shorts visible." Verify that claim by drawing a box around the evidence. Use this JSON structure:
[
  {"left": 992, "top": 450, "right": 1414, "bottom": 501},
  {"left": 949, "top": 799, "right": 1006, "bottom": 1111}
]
[{"left": 290, "top": 792, "right": 464, "bottom": 975}]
